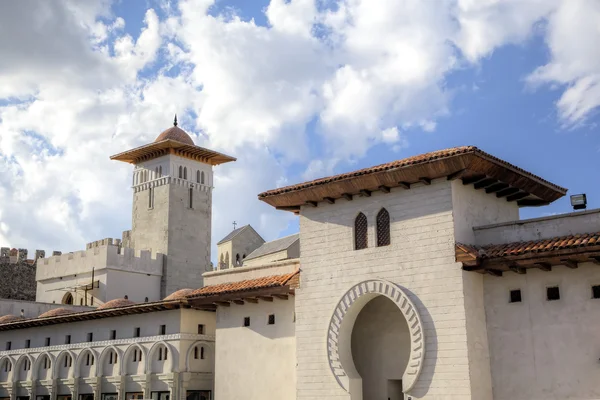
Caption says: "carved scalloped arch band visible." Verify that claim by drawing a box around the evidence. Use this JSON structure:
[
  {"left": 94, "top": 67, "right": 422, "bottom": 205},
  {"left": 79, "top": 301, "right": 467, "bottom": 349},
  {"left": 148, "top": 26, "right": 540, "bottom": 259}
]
[{"left": 327, "top": 279, "right": 425, "bottom": 394}]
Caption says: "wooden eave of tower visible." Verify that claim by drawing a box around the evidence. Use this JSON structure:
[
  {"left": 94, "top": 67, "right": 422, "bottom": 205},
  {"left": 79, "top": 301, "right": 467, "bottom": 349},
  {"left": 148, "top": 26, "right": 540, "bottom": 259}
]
[
  {"left": 110, "top": 139, "right": 236, "bottom": 166},
  {"left": 258, "top": 146, "right": 567, "bottom": 213}
]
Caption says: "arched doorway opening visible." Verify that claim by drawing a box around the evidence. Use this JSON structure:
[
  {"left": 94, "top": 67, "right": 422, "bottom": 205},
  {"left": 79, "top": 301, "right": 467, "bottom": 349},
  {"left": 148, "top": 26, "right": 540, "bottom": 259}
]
[
  {"left": 62, "top": 292, "right": 73, "bottom": 305},
  {"left": 327, "top": 280, "right": 424, "bottom": 400}
]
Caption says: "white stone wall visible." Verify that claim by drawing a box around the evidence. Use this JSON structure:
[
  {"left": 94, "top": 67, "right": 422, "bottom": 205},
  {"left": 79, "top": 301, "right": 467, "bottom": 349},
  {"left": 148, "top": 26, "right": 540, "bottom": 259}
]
[
  {"left": 0, "top": 300, "right": 91, "bottom": 319},
  {"left": 297, "top": 179, "right": 476, "bottom": 399},
  {"left": 484, "top": 262, "right": 600, "bottom": 400},
  {"left": 214, "top": 298, "right": 296, "bottom": 400},
  {"left": 242, "top": 249, "right": 290, "bottom": 267},
  {"left": 473, "top": 208, "right": 600, "bottom": 245},
  {"left": 105, "top": 270, "right": 161, "bottom": 304}
]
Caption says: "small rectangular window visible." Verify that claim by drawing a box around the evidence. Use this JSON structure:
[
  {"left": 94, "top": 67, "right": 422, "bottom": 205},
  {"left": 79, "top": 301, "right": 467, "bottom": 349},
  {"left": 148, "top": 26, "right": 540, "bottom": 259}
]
[
  {"left": 547, "top": 286, "right": 560, "bottom": 301},
  {"left": 509, "top": 289, "right": 522, "bottom": 303},
  {"left": 65, "top": 335, "right": 71, "bottom": 344},
  {"left": 148, "top": 188, "right": 154, "bottom": 209},
  {"left": 189, "top": 188, "right": 193, "bottom": 209},
  {"left": 110, "top": 330, "right": 116, "bottom": 340},
  {"left": 592, "top": 285, "right": 600, "bottom": 299},
  {"left": 45, "top": 337, "right": 50, "bottom": 346},
  {"left": 243, "top": 317, "right": 250, "bottom": 327},
  {"left": 87, "top": 332, "right": 93, "bottom": 342},
  {"left": 159, "top": 325, "right": 166, "bottom": 335},
  {"left": 197, "top": 324, "right": 205, "bottom": 335},
  {"left": 25, "top": 339, "right": 30, "bottom": 348},
  {"left": 268, "top": 314, "right": 275, "bottom": 325},
  {"left": 5, "top": 342, "right": 11, "bottom": 351},
  {"left": 134, "top": 327, "right": 141, "bottom": 337}
]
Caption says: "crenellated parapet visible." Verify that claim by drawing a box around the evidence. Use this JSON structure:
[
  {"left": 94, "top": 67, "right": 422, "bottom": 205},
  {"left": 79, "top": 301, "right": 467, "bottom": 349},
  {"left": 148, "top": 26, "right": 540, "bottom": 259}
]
[
  {"left": 86, "top": 238, "right": 122, "bottom": 250},
  {"left": 0, "top": 247, "right": 47, "bottom": 265},
  {"left": 36, "top": 245, "right": 164, "bottom": 282},
  {"left": 0, "top": 247, "right": 42, "bottom": 301}
]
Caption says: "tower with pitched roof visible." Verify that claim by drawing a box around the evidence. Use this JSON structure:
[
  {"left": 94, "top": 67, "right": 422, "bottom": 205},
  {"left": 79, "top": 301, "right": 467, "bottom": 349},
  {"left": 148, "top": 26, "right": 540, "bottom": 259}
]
[{"left": 111, "top": 117, "right": 236, "bottom": 296}]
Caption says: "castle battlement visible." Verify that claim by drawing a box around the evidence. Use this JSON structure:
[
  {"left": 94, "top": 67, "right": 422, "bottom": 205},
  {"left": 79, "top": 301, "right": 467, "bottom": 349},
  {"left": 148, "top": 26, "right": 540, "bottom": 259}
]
[
  {"left": 86, "top": 237, "right": 122, "bottom": 249},
  {"left": 0, "top": 247, "right": 46, "bottom": 265},
  {"left": 36, "top": 244, "right": 164, "bottom": 282}
]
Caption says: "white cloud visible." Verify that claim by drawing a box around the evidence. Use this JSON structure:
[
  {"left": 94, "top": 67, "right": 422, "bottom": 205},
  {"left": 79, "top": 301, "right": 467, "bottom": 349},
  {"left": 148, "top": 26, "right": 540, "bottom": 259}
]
[{"left": 0, "top": 0, "right": 599, "bottom": 263}]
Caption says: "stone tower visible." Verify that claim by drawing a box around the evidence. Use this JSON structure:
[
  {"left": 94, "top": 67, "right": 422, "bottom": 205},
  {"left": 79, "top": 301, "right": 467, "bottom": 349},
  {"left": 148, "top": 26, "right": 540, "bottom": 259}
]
[{"left": 111, "top": 118, "right": 236, "bottom": 297}]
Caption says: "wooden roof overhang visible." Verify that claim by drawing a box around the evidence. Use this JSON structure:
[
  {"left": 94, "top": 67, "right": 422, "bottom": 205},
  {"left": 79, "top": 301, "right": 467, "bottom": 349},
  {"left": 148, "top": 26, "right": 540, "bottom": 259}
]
[
  {"left": 110, "top": 139, "right": 236, "bottom": 166},
  {"left": 258, "top": 146, "right": 567, "bottom": 213},
  {"left": 187, "top": 285, "right": 296, "bottom": 307},
  {"left": 0, "top": 299, "right": 215, "bottom": 332},
  {"left": 456, "top": 243, "right": 600, "bottom": 277}
]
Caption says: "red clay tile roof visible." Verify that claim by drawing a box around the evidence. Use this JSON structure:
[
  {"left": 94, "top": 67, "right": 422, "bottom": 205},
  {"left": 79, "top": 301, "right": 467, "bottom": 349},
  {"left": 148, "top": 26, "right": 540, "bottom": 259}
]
[
  {"left": 458, "top": 232, "right": 600, "bottom": 261},
  {"left": 0, "top": 315, "right": 23, "bottom": 324},
  {"left": 258, "top": 146, "right": 566, "bottom": 207},
  {"left": 164, "top": 288, "right": 195, "bottom": 300},
  {"left": 155, "top": 126, "right": 195, "bottom": 145},
  {"left": 191, "top": 271, "right": 299, "bottom": 297},
  {"left": 38, "top": 308, "right": 75, "bottom": 318},
  {"left": 97, "top": 298, "right": 136, "bottom": 310}
]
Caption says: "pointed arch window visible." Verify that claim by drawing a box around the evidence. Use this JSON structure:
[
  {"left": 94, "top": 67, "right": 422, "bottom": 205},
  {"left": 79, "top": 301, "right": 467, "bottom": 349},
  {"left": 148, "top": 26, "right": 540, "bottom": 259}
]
[
  {"left": 201, "top": 171, "right": 205, "bottom": 185},
  {"left": 376, "top": 208, "right": 390, "bottom": 247},
  {"left": 196, "top": 170, "right": 201, "bottom": 183},
  {"left": 159, "top": 166, "right": 162, "bottom": 177},
  {"left": 224, "top": 252, "right": 229, "bottom": 268},
  {"left": 183, "top": 167, "right": 188, "bottom": 180},
  {"left": 354, "top": 212, "right": 368, "bottom": 250},
  {"left": 178, "top": 166, "right": 183, "bottom": 179}
]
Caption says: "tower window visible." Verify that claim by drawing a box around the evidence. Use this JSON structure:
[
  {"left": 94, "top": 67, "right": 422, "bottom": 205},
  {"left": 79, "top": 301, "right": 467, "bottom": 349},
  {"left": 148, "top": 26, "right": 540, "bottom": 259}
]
[
  {"left": 189, "top": 188, "right": 193, "bottom": 209},
  {"left": 178, "top": 166, "right": 183, "bottom": 179},
  {"left": 200, "top": 347, "right": 204, "bottom": 359},
  {"left": 196, "top": 170, "right": 200, "bottom": 183},
  {"left": 376, "top": 208, "right": 391, "bottom": 247},
  {"left": 235, "top": 253, "right": 240, "bottom": 266},
  {"left": 592, "top": 285, "right": 600, "bottom": 299},
  {"left": 148, "top": 187, "right": 154, "bottom": 209},
  {"left": 183, "top": 167, "right": 187, "bottom": 180},
  {"left": 243, "top": 317, "right": 250, "bottom": 327},
  {"left": 159, "top": 166, "right": 162, "bottom": 177},
  {"left": 201, "top": 171, "right": 205, "bottom": 185},
  {"left": 509, "top": 289, "right": 522, "bottom": 303},
  {"left": 354, "top": 212, "right": 368, "bottom": 250},
  {"left": 194, "top": 346, "right": 198, "bottom": 359},
  {"left": 268, "top": 314, "right": 275, "bottom": 325},
  {"left": 198, "top": 324, "right": 205, "bottom": 334},
  {"left": 547, "top": 286, "right": 560, "bottom": 301}
]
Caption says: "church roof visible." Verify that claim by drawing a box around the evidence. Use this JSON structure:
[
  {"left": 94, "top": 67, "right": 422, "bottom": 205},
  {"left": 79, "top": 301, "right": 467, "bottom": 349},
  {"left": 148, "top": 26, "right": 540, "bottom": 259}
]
[
  {"left": 244, "top": 234, "right": 299, "bottom": 261},
  {"left": 258, "top": 146, "right": 567, "bottom": 212},
  {"left": 217, "top": 225, "right": 263, "bottom": 245}
]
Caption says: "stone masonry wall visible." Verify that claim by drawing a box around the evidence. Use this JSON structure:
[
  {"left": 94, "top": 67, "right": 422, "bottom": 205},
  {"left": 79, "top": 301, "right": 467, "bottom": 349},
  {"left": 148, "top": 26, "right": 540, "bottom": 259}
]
[
  {"left": 0, "top": 248, "right": 44, "bottom": 301},
  {"left": 296, "top": 179, "right": 475, "bottom": 399}
]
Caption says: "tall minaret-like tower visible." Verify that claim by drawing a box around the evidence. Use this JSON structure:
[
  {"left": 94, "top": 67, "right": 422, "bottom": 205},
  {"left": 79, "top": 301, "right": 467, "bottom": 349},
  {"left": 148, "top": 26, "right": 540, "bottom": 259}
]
[{"left": 111, "top": 117, "right": 236, "bottom": 297}]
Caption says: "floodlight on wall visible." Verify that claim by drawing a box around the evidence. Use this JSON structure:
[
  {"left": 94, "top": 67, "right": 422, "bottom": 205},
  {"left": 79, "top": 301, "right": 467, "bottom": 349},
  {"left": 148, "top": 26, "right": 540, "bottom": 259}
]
[{"left": 570, "top": 194, "right": 587, "bottom": 210}]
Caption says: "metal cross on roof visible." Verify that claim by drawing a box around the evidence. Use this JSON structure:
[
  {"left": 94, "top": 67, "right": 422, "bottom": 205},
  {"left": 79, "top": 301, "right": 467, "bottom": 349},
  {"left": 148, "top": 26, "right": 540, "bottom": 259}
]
[{"left": 233, "top": 221, "right": 237, "bottom": 230}]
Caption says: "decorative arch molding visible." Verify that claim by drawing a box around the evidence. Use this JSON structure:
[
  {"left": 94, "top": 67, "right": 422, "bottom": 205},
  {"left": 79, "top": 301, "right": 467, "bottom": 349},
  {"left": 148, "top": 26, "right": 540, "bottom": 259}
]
[
  {"left": 184, "top": 340, "right": 215, "bottom": 372},
  {"left": 13, "top": 354, "right": 33, "bottom": 383},
  {"left": 32, "top": 352, "right": 55, "bottom": 381},
  {"left": 326, "top": 279, "right": 425, "bottom": 395},
  {"left": 0, "top": 355, "right": 15, "bottom": 382},
  {"left": 74, "top": 347, "right": 98, "bottom": 378},
  {"left": 54, "top": 349, "right": 76, "bottom": 379},
  {"left": 97, "top": 345, "right": 122, "bottom": 378},
  {"left": 146, "top": 340, "right": 175, "bottom": 373},
  {"left": 120, "top": 343, "right": 147, "bottom": 375}
]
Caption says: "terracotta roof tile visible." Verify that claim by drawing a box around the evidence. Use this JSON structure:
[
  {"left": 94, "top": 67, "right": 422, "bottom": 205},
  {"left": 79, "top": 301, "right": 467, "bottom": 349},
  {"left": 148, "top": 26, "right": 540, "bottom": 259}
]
[
  {"left": 38, "top": 308, "right": 75, "bottom": 318},
  {"left": 0, "top": 315, "right": 24, "bottom": 324},
  {"left": 155, "top": 126, "right": 195, "bottom": 145},
  {"left": 191, "top": 270, "right": 299, "bottom": 297},
  {"left": 458, "top": 232, "right": 600, "bottom": 260},
  {"left": 259, "top": 146, "right": 566, "bottom": 199},
  {"left": 97, "top": 298, "right": 136, "bottom": 310},
  {"left": 164, "top": 288, "right": 195, "bottom": 301}
]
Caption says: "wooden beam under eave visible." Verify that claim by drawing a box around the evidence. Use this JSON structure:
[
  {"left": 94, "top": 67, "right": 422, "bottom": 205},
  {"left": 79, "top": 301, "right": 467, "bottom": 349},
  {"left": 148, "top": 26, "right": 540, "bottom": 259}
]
[
  {"left": 589, "top": 256, "right": 600, "bottom": 265},
  {"left": 378, "top": 185, "right": 391, "bottom": 193},
  {"left": 561, "top": 259, "right": 578, "bottom": 269},
  {"left": 462, "top": 174, "right": 487, "bottom": 185},
  {"left": 274, "top": 294, "right": 289, "bottom": 300},
  {"left": 324, "top": 197, "right": 335, "bottom": 204},
  {"left": 232, "top": 300, "right": 244, "bottom": 305},
  {"left": 506, "top": 192, "right": 529, "bottom": 202},
  {"left": 496, "top": 187, "right": 520, "bottom": 198},
  {"left": 486, "top": 269, "right": 503, "bottom": 277},
  {"left": 534, "top": 262, "right": 552, "bottom": 272},
  {"left": 418, "top": 177, "right": 431, "bottom": 185},
  {"left": 341, "top": 193, "right": 353, "bottom": 201},
  {"left": 509, "top": 265, "right": 527, "bottom": 274},
  {"left": 304, "top": 201, "right": 318, "bottom": 207},
  {"left": 474, "top": 178, "right": 498, "bottom": 190},
  {"left": 214, "top": 301, "right": 231, "bottom": 307},
  {"left": 485, "top": 182, "right": 509, "bottom": 194},
  {"left": 447, "top": 169, "right": 467, "bottom": 181},
  {"left": 258, "top": 296, "right": 274, "bottom": 302},
  {"left": 397, "top": 182, "right": 410, "bottom": 189},
  {"left": 245, "top": 298, "right": 259, "bottom": 304},
  {"left": 359, "top": 189, "right": 372, "bottom": 197}
]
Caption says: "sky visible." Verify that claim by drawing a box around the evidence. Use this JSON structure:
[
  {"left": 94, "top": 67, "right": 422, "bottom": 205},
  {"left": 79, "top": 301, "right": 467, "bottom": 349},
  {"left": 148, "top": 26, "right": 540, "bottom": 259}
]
[{"left": 0, "top": 0, "right": 599, "bottom": 261}]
